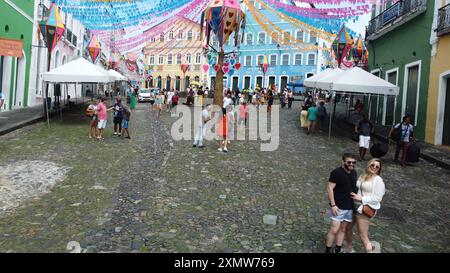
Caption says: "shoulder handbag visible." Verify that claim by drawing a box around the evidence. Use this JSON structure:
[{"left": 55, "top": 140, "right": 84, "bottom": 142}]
[{"left": 361, "top": 178, "right": 377, "bottom": 218}]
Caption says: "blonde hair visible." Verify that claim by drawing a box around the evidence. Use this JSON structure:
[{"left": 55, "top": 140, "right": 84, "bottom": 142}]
[{"left": 359, "top": 158, "right": 382, "bottom": 182}]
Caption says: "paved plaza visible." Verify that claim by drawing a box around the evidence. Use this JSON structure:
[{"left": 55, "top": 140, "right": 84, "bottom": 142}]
[{"left": 0, "top": 101, "right": 449, "bottom": 253}]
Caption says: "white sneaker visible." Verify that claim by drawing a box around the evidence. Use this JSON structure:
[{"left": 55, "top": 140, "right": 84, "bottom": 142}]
[
  {"left": 113, "top": 132, "right": 118, "bottom": 135},
  {"left": 223, "top": 148, "right": 228, "bottom": 152},
  {"left": 217, "top": 148, "right": 223, "bottom": 152}
]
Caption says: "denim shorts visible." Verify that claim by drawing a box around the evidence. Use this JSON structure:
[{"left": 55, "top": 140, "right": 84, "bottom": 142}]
[
  {"left": 122, "top": 119, "right": 129, "bottom": 129},
  {"left": 329, "top": 208, "right": 353, "bottom": 223}
]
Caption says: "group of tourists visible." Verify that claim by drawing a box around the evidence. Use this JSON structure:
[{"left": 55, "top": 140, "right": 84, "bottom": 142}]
[
  {"left": 300, "top": 94, "right": 327, "bottom": 134},
  {"left": 85, "top": 96, "right": 131, "bottom": 141}
]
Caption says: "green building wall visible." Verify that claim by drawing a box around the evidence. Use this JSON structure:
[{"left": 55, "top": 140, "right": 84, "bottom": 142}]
[
  {"left": 0, "top": 0, "right": 34, "bottom": 109},
  {"left": 368, "top": 1, "right": 435, "bottom": 141}
]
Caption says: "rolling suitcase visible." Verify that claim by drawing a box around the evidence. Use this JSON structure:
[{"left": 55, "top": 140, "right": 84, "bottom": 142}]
[
  {"left": 370, "top": 141, "right": 389, "bottom": 158},
  {"left": 406, "top": 143, "right": 420, "bottom": 163}
]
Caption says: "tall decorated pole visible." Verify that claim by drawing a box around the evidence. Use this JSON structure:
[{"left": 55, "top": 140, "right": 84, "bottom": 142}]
[
  {"left": 262, "top": 55, "right": 268, "bottom": 88},
  {"left": 38, "top": 1, "right": 65, "bottom": 121},
  {"left": 201, "top": 0, "right": 246, "bottom": 106}
]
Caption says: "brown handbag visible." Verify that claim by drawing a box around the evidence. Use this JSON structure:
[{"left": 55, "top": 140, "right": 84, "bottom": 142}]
[
  {"left": 362, "top": 204, "right": 376, "bottom": 218},
  {"left": 361, "top": 179, "right": 377, "bottom": 218}
]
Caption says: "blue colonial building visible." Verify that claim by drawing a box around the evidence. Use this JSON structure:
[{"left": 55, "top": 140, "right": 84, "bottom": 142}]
[{"left": 208, "top": 0, "right": 320, "bottom": 93}]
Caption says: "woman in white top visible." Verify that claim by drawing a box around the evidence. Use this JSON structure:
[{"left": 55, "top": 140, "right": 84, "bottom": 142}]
[{"left": 351, "top": 158, "right": 385, "bottom": 253}]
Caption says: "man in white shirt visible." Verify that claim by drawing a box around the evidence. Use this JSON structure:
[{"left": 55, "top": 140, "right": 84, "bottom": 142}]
[
  {"left": 193, "top": 104, "right": 212, "bottom": 148},
  {"left": 389, "top": 115, "right": 416, "bottom": 166},
  {"left": 223, "top": 91, "right": 232, "bottom": 110}
]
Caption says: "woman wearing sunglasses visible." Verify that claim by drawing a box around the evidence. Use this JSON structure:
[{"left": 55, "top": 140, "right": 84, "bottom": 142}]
[{"left": 350, "top": 159, "right": 385, "bottom": 253}]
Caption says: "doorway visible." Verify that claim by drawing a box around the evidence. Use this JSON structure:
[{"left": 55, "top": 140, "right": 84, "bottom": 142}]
[
  {"left": 280, "top": 76, "right": 288, "bottom": 92},
  {"left": 232, "top": 76, "right": 239, "bottom": 92},
  {"left": 268, "top": 76, "right": 276, "bottom": 87},
  {"left": 443, "top": 78, "right": 450, "bottom": 145},
  {"left": 256, "top": 76, "right": 263, "bottom": 89},
  {"left": 243, "top": 76, "right": 251, "bottom": 90},
  {"left": 405, "top": 64, "right": 419, "bottom": 123}
]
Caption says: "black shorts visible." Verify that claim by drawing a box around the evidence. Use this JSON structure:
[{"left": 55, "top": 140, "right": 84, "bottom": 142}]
[
  {"left": 113, "top": 117, "right": 123, "bottom": 124},
  {"left": 150, "top": 100, "right": 155, "bottom": 105}
]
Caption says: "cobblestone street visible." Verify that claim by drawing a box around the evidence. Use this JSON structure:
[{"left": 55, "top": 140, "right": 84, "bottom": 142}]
[{"left": 0, "top": 101, "right": 449, "bottom": 253}]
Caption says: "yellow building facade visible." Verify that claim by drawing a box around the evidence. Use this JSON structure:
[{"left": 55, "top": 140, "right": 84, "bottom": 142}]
[
  {"left": 143, "top": 16, "right": 206, "bottom": 92},
  {"left": 426, "top": 0, "right": 450, "bottom": 145}
]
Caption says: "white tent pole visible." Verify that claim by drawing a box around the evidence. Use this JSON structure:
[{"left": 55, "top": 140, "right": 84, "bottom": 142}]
[
  {"left": 43, "top": 81, "right": 50, "bottom": 128},
  {"left": 328, "top": 97, "right": 335, "bottom": 140}
]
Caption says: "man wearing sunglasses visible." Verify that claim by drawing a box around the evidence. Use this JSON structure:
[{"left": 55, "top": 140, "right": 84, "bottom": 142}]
[{"left": 325, "top": 153, "right": 358, "bottom": 253}]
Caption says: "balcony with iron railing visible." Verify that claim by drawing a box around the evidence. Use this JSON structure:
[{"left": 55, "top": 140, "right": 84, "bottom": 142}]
[
  {"left": 437, "top": 3, "right": 450, "bottom": 37},
  {"left": 367, "top": 0, "right": 427, "bottom": 40}
]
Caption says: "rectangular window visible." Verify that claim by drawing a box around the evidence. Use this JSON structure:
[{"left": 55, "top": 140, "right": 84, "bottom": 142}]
[
  {"left": 296, "top": 30, "right": 304, "bottom": 42},
  {"left": 167, "top": 55, "right": 173, "bottom": 65},
  {"left": 258, "top": 33, "right": 266, "bottom": 45},
  {"left": 257, "top": 55, "right": 264, "bottom": 66},
  {"left": 307, "top": 54, "right": 316, "bottom": 65},
  {"left": 245, "top": 56, "right": 252, "bottom": 66},
  {"left": 187, "top": 31, "right": 193, "bottom": 41},
  {"left": 309, "top": 31, "right": 317, "bottom": 44},
  {"left": 294, "top": 54, "right": 302, "bottom": 65},
  {"left": 160, "top": 33, "right": 164, "bottom": 42},
  {"left": 283, "top": 31, "right": 290, "bottom": 44},
  {"left": 270, "top": 55, "right": 277, "bottom": 66},
  {"left": 158, "top": 55, "right": 164, "bottom": 64},
  {"left": 176, "top": 54, "right": 182, "bottom": 64},
  {"left": 246, "top": 33, "right": 253, "bottom": 45},
  {"left": 271, "top": 32, "right": 278, "bottom": 44},
  {"left": 282, "top": 55, "right": 289, "bottom": 66},
  {"left": 195, "top": 54, "right": 201, "bottom": 64},
  {"left": 149, "top": 55, "right": 155, "bottom": 65},
  {"left": 178, "top": 31, "right": 183, "bottom": 40}
]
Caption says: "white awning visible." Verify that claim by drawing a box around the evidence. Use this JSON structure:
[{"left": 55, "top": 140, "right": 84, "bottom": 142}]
[{"left": 42, "top": 58, "right": 114, "bottom": 83}]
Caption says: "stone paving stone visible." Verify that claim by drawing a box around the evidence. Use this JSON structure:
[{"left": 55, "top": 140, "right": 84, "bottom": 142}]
[{"left": 0, "top": 101, "right": 449, "bottom": 253}]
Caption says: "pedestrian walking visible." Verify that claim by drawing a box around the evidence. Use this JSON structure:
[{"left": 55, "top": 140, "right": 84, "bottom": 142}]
[
  {"left": 238, "top": 101, "right": 247, "bottom": 128},
  {"left": 280, "top": 92, "right": 286, "bottom": 108},
  {"left": 350, "top": 158, "right": 385, "bottom": 253},
  {"left": 287, "top": 90, "right": 294, "bottom": 109},
  {"left": 226, "top": 106, "right": 235, "bottom": 145},
  {"left": 193, "top": 104, "right": 212, "bottom": 148},
  {"left": 300, "top": 105, "right": 308, "bottom": 130},
  {"left": 166, "top": 89, "right": 174, "bottom": 112},
  {"left": 156, "top": 91, "right": 164, "bottom": 117},
  {"left": 86, "top": 98, "right": 98, "bottom": 139},
  {"left": 307, "top": 103, "right": 318, "bottom": 134},
  {"left": 113, "top": 97, "right": 124, "bottom": 136},
  {"left": 217, "top": 109, "right": 229, "bottom": 153},
  {"left": 325, "top": 153, "right": 358, "bottom": 253},
  {"left": 149, "top": 91, "right": 156, "bottom": 112},
  {"left": 389, "top": 115, "right": 416, "bottom": 166},
  {"left": 130, "top": 90, "right": 136, "bottom": 110},
  {"left": 267, "top": 91, "right": 274, "bottom": 113},
  {"left": 96, "top": 97, "right": 113, "bottom": 141},
  {"left": 355, "top": 113, "right": 374, "bottom": 161},
  {"left": 223, "top": 92, "right": 232, "bottom": 112},
  {"left": 317, "top": 101, "right": 327, "bottom": 132},
  {"left": 121, "top": 104, "right": 131, "bottom": 139}
]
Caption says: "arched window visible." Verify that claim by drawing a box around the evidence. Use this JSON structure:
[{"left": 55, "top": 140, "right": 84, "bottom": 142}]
[
  {"left": 169, "top": 31, "right": 174, "bottom": 40},
  {"left": 246, "top": 33, "right": 253, "bottom": 45},
  {"left": 187, "top": 30, "right": 193, "bottom": 41},
  {"left": 160, "top": 32, "right": 165, "bottom": 42},
  {"left": 167, "top": 54, "right": 173, "bottom": 65},
  {"left": 62, "top": 55, "right": 67, "bottom": 65},
  {"left": 176, "top": 54, "right": 182, "bottom": 64},
  {"left": 186, "top": 53, "right": 191, "bottom": 64},
  {"left": 177, "top": 31, "right": 183, "bottom": 40},
  {"left": 195, "top": 53, "right": 201, "bottom": 64}
]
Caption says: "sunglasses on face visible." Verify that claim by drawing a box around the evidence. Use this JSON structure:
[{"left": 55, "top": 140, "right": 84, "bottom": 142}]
[
  {"left": 345, "top": 161, "right": 356, "bottom": 165},
  {"left": 370, "top": 164, "right": 381, "bottom": 169}
]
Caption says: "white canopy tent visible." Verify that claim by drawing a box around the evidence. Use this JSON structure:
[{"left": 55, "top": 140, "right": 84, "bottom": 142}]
[
  {"left": 42, "top": 58, "right": 114, "bottom": 83},
  {"left": 304, "top": 68, "right": 343, "bottom": 89},
  {"left": 107, "top": 69, "right": 127, "bottom": 81},
  {"left": 41, "top": 58, "right": 114, "bottom": 127},
  {"left": 304, "top": 67, "right": 400, "bottom": 139}
]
